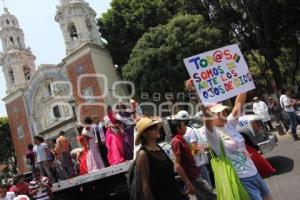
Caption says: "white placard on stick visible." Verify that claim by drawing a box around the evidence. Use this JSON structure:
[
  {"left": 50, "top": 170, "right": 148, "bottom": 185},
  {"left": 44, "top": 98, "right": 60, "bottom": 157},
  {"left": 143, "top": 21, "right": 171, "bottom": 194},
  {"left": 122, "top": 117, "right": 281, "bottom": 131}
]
[{"left": 184, "top": 44, "right": 255, "bottom": 105}]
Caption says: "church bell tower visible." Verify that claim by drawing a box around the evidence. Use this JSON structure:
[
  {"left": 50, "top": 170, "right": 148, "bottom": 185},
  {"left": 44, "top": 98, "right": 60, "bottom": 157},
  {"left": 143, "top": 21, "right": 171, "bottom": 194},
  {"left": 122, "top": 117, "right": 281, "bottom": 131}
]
[
  {"left": 55, "top": 0, "right": 105, "bottom": 55},
  {"left": 0, "top": 7, "right": 36, "bottom": 93},
  {"left": 0, "top": 7, "right": 36, "bottom": 173}
]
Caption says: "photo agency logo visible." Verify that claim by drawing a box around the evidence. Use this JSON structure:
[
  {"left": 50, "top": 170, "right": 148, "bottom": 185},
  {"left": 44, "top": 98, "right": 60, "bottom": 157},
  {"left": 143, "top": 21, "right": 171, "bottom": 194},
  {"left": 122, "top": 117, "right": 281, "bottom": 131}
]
[{"left": 47, "top": 73, "right": 248, "bottom": 122}]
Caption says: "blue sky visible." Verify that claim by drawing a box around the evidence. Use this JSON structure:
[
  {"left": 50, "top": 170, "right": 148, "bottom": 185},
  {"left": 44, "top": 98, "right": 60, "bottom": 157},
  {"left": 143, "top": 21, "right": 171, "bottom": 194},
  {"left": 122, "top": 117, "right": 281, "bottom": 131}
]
[{"left": 0, "top": 0, "right": 112, "bottom": 117}]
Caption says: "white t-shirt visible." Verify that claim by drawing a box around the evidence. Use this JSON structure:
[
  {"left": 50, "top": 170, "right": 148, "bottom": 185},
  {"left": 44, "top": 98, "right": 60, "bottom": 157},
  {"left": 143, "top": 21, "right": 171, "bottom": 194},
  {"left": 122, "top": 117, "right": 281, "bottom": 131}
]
[
  {"left": 205, "top": 114, "right": 257, "bottom": 178},
  {"left": 0, "top": 192, "right": 16, "bottom": 200},
  {"left": 33, "top": 143, "right": 48, "bottom": 163},
  {"left": 280, "top": 94, "right": 295, "bottom": 112},
  {"left": 183, "top": 126, "right": 208, "bottom": 167},
  {"left": 253, "top": 101, "right": 271, "bottom": 122}
]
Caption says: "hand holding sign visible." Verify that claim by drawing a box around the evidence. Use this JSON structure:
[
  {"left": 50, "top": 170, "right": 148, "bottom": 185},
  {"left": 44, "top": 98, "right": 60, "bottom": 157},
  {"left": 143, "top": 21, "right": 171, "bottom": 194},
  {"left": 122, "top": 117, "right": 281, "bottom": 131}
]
[
  {"left": 184, "top": 44, "right": 255, "bottom": 105},
  {"left": 185, "top": 79, "right": 196, "bottom": 92}
]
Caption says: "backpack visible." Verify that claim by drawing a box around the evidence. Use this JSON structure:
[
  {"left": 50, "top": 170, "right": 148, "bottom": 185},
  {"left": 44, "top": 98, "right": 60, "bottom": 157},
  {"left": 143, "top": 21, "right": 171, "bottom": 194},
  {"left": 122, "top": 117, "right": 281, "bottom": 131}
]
[{"left": 127, "top": 146, "right": 145, "bottom": 200}]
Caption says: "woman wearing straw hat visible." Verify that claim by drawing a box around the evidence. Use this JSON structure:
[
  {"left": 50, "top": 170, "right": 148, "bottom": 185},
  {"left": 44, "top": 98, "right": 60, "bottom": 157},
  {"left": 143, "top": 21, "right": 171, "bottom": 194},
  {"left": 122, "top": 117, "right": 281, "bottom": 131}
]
[
  {"left": 135, "top": 117, "right": 185, "bottom": 200},
  {"left": 185, "top": 79, "right": 272, "bottom": 200}
]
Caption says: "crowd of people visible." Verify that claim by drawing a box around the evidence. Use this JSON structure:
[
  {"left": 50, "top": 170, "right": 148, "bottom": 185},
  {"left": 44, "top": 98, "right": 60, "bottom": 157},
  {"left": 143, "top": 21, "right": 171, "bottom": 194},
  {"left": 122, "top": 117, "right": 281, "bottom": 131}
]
[
  {"left": 76, "top": 100, "right": 142, "bottom": 175},
  {"left": 132, "top": 80, "right": 274, "bottom": 200},
  {"left": 132, "top": 80, "right": 300, "bottom": 200},
  {"left": 134, "top": 107, "right": 272, "bottom": 199},
  {"left": 2, "top": 85, "right": 299, "bottom": 200},
  {"left": 1, "top": 100, "right": 143, "bottom": 200},
  {"left": 0, "top": 168, "right": 52, "bottom": 200},
  {"left": 252, "top": 87, "right": 300, "bottom": 141}
]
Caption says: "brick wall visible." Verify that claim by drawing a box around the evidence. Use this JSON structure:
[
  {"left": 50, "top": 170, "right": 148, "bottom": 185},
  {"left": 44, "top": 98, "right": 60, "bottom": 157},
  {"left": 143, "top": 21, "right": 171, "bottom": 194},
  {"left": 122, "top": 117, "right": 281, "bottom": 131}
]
[
  {"left": 6, "top": 95, "right": 32, "bottom": 173},
  {"left": 66, "top": 53, "right": 105, "bottom": 121}
]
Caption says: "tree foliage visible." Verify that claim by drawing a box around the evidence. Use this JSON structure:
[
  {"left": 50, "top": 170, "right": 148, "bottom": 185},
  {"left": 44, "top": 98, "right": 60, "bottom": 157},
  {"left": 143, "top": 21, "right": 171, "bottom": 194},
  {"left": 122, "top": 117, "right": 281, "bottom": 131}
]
[
  {"left": 98, "top": 0, "right": 300, "bottom": 94},
  {"left": 98, "top": 0, "right": 209, "bottom": 67},
  {"left": 123, "top": 14, "right": 225, "bottom": 101},
  {"left": 198, "top": 0, "right": 300, "bottom": 89},
  {"left": 0, "top": 117, "right": 17, "bottom": 175}
]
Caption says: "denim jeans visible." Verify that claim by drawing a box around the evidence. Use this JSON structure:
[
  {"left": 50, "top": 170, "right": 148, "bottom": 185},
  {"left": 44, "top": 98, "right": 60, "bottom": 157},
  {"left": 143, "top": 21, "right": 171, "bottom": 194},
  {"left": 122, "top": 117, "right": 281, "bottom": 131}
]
[
  {"left": 286, "top": 111, "right": 298, "bottom": 137},
  {"left": 240, "top": 173, "right": 271, "bottom": 200},
  {"left": 199, "top": 165, "right": 212, "bottom": 187}
]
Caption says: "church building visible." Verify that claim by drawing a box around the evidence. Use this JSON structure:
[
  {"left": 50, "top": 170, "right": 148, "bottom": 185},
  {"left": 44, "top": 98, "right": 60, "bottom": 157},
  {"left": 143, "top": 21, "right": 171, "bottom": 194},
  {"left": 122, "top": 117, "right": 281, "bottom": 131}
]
[{"left": 0, "top": 0, "right": 124, "bottom": 173}]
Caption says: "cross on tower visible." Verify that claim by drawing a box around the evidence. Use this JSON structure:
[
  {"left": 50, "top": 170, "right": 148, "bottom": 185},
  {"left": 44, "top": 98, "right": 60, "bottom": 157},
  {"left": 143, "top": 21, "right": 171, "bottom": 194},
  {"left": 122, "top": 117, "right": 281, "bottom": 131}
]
[{"left": 2, "top": 0, "right": 5, "bottom": 8}]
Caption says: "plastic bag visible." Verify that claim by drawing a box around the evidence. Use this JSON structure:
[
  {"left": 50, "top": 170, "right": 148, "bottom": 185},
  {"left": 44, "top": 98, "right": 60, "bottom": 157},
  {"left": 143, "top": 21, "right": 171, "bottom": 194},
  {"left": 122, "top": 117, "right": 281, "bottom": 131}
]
[
  {"left": 246, "top": 144, "right": 276, "bottom": 178},
  {"left": 210, "top": 140, "right": 250, "bottom": 200}
]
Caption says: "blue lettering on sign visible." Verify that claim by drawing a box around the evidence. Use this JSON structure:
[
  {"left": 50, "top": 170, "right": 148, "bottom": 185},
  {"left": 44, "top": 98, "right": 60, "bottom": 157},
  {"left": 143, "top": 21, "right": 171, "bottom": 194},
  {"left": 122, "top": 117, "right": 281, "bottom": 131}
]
[{"left": 239, "top": 120, "right": 248, "bottom": 127}]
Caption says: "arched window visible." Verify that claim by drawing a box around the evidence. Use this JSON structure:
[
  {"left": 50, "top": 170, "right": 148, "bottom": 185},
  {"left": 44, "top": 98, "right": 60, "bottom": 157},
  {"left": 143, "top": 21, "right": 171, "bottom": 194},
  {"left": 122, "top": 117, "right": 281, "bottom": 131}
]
[
  {"left": 4, "top": 39, "right": 7, "bottom": 49},
  {"left": 85, "top": 18, "right": 92, "bottom": 31},
  {"left": 8, "top": 69, "right": 14, "bottom": 83},
  {"left": 47, "top": 83, "right": 52, "bottom": 96},
  {"left": 23, "top": 67, "right": 30, "bottom": 80},
  {"left": 53, "top": 105, "right": 61, "bottom": 119},
  {"left": 17, "top": 37, "right": 22, "bottom": 48},
  {"left": 6, "top": 19, "right": 9, "bottom": 25},
  {"left": 68, "top": 23, "right": 78, "bottom": 41},
  {"left": 10, "top": 36, "right": 14, "bottom": 44}
]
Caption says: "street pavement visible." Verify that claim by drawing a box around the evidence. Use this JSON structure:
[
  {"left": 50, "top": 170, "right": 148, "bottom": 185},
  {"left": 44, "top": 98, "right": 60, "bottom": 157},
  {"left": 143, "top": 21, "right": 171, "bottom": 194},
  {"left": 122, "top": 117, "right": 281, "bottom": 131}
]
[{"left": 264, "top": 133, "right": 300, "bottom": 200}]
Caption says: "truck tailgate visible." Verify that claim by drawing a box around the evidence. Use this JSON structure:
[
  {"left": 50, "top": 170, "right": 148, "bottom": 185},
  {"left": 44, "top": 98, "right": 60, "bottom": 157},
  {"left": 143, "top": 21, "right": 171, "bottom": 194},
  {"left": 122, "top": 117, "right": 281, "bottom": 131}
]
[{"left": 52, "top": 160, "right": 133, "bottom": 192}]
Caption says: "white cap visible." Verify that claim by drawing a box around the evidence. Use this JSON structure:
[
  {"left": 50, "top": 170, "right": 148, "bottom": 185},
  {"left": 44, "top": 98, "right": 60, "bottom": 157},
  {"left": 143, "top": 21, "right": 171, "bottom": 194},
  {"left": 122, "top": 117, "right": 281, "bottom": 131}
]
[
  {"left": 209, "top": 104, "right": 229, "bottom": 113},
  {"left": 175, "top": 110, "right": 190, "bottom": 120}
]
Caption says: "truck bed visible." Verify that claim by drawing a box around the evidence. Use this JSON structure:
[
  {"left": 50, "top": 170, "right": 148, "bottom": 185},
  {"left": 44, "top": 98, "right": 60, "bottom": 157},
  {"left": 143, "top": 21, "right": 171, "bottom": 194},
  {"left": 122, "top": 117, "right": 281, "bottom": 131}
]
[{"left": 52, "top": 160, "right": 133, "bottom": 192}]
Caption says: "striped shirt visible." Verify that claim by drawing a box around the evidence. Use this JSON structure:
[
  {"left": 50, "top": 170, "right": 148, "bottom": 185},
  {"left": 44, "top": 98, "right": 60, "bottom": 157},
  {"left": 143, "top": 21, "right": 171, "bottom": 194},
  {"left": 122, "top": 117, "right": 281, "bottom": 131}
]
[{"left": 28, "top": 177, "right": 51, "bottom": 200}]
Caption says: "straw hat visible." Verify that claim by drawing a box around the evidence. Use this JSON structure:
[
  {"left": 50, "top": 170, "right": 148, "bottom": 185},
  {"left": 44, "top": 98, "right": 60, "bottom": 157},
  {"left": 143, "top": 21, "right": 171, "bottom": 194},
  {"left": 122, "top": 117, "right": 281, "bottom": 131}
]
[
  {"left": 130, "top": 99, "right": 137, "bottom": 104},
  {"left": 209, "top": 103, "right": 229, "bottom": 113},
  {"left": 135, "top": 117, "right": 162, "bottom": 145}
]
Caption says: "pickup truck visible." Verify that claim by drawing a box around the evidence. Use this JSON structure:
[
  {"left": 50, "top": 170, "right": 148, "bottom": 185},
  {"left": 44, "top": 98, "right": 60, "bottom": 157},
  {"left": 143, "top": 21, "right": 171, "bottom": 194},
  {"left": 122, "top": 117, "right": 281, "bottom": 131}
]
[{"left": 237, "top": 115, "right": 278, "bottom": 153}]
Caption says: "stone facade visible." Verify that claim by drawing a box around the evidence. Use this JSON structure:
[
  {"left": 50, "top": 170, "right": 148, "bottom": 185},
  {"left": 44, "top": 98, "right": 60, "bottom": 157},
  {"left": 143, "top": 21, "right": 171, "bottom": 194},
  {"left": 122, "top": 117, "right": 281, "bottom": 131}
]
[
  {"left": 5, "top": 93, "right": 33, "bottom": 173},
  {"left": 65, "top": 52, "right": 104, "bottom": 120},
  {"left": 0, "top": 1, "right": 122, "bottom": 173}
]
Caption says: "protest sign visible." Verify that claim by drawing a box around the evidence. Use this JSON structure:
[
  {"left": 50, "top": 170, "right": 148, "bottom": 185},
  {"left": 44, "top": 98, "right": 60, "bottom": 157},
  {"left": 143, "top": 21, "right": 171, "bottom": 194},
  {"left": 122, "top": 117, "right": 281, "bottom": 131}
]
[{"left": 184, "top": 44, "right": 255, "bottom": 105}]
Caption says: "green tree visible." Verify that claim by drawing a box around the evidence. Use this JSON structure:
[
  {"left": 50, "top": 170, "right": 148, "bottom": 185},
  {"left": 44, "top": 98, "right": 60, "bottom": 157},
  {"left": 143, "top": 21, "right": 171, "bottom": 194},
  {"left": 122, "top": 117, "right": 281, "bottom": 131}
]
[
  {"left": 123, "top": 14, "right": 225, "bottom": 102},
  {"left": 0, "top": 117, "right": 17, "bottom": 175},
  {"left": 98, "top": 0, "right": 299, "bottom": 92},
  {"left": 199, "top": 0, "right": 300, "bottom": 90},
  {"left": 98, "top": 0, "right": 209, "bottom": 67},
  {"left": 245, "top": 51, "right": 273, "bottom": 93}
]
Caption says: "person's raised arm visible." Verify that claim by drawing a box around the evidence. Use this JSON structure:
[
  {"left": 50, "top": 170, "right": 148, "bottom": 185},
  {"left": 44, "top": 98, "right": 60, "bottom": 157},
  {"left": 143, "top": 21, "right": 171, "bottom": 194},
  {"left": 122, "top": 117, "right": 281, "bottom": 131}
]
[
  {"left": 231, "top": 93, "right": 247, "bottom": 118},
  {"left": 185, "top": 79, "right": 213, "bottom": 132}
]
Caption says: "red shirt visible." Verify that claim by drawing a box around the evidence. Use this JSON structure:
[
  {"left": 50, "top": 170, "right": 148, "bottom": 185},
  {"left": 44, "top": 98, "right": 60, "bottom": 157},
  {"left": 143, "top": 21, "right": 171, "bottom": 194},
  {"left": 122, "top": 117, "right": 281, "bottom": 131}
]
[
  {"left": 26, "top": 150, "right": 35, "bottom": 165},
  {"left": 171, "top": 134, "right": 200, "bottom": 181},
  {"left": 9, "top": 182, "right": 29, "bottom": 196}
]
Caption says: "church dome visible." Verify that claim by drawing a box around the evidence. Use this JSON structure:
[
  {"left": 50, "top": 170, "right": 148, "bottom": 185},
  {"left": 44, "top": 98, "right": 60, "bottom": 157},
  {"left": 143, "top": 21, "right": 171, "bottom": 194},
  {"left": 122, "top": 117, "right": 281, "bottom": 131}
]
[
  {"left": 0, "top": 8, "right": 20, "bottom": 29},
  {"left": 59, "top": 0, "right": 84, "bottom": 5}
]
